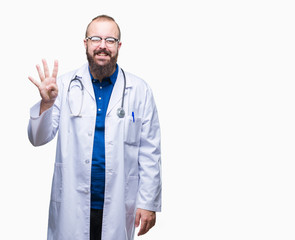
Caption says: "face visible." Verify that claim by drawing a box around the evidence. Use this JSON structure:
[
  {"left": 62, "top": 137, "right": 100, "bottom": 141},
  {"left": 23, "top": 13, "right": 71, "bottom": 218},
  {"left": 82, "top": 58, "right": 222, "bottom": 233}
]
[{"left": 84, "top": 20, "right": 122, "bottom": 78}]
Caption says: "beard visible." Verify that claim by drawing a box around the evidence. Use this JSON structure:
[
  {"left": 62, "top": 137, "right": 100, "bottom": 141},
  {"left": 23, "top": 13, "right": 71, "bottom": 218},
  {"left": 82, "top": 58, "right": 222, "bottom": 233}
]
[{"left": 86, "top": 47, "right": 118, "bottom": 79}]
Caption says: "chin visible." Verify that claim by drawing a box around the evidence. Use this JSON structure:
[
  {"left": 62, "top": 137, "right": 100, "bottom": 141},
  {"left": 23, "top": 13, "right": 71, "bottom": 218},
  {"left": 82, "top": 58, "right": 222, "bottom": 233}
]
[{"left": 95, "top": 59, "right": 110, "bottom": 66}]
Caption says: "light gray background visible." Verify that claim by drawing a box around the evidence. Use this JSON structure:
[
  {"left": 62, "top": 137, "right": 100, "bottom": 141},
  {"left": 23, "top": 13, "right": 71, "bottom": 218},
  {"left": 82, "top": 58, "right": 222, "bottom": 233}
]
[{"left": 0, "top": 0, "right": 294, "bottom": 239}]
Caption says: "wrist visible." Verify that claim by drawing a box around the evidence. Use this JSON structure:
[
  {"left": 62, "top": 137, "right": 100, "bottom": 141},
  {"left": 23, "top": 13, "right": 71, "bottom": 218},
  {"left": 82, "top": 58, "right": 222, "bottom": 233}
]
[{"left": 40, "top": 100, "right": 54, "bottom": 115}]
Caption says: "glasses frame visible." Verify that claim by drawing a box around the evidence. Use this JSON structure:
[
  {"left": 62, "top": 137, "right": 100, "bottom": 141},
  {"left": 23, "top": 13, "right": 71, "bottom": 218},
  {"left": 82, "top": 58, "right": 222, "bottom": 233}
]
[{"left": 86, "top": 36, "right": 120, "bottom": 47}]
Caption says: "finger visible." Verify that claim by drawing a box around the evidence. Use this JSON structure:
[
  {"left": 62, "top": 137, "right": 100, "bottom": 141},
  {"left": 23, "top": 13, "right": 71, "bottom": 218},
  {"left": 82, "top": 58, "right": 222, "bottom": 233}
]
[
  {"left": 135, "top": 210, "right": 141, "bottom": 228},
  {"left": 36, "top": 64, "right": 45, "bottom": 82},
  {"left": 51, "top": 60, "right": 59, "bottom": 79},
  {"left": 145, "top": 219, "right": 155, "bottom": 234},
  {"left": 137, "top": 219, "right": 147, "bottom": 236},
  {"left": 28, "top": 76, "right": 40, "bottom": 88},
  {"left": 46, "top": 82, "right": 58, "bottom": 91},
  {"left": 141, "top": 219, "right": 154, "bottom": 236},
  {"left": 42, "top": 59, "right": 50, "bottom": 78}
]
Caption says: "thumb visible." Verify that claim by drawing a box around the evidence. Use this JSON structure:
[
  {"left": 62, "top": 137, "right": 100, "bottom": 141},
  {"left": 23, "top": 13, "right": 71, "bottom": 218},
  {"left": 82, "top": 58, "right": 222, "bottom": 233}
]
[
  {"left": 47, "top": 83, "right": 58, "bottom": 95},
  {"left": 46, "top": 83, "right": 58, "bottom": 92},
  {"left": 135, "top": 210, "right": 141, "bottom": 228}
]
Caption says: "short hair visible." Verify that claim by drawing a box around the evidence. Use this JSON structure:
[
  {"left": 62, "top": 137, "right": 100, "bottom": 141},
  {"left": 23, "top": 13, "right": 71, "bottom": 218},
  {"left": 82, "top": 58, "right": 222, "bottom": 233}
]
[{"left": 85, "top": 15, "right": 121, "bottom": 40}]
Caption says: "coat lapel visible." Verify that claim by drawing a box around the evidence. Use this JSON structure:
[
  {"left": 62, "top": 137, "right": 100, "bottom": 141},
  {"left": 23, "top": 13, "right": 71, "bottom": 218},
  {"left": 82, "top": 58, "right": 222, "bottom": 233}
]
[
  {"left": 107, "top": 67, "right": 131, "bottom": 116},
  {"left": 77, "top": 63, "right": 95, "bottom": 100}
]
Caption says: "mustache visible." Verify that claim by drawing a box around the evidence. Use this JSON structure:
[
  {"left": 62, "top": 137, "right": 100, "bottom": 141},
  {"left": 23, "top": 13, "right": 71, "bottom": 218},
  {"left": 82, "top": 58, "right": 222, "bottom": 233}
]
[{"left": 93, "top": 49, "right": 111, "bottom": 56}]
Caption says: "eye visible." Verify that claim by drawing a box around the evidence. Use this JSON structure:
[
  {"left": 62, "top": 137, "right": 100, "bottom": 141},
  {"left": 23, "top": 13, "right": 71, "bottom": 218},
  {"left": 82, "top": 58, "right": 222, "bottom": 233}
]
[
  {"left": 91, "top": 36, "right": 102, "bottom": 42},
  {"left": 105, "top": 38, "right": 117, "bottom": 44}
]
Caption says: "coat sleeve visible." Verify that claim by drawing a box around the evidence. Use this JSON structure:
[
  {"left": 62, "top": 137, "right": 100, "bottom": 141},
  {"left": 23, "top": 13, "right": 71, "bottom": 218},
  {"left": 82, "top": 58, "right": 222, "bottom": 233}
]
[
  {"left": 27, "top": 79, "right": 62, "bottom": 147},
  {"left": 136, "top": 86, "right": 162, "bottom": 212}
]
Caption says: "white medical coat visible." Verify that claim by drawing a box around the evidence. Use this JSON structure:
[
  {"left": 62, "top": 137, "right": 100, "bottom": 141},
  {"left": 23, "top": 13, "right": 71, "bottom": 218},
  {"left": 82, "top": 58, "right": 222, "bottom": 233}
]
[{"left": 28, "top": 63, "right": 162, "bottom": 240}]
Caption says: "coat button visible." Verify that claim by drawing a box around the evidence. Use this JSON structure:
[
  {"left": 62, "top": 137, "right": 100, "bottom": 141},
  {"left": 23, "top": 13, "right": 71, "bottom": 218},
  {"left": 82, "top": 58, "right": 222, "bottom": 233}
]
[{"left": 85, "top": 159, "right": 90, "bottom": 164}]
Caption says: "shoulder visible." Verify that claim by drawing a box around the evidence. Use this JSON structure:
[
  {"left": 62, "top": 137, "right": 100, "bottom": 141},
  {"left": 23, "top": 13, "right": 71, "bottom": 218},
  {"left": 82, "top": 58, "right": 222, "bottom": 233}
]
[
  {"left": 120, "top": 69, "right": 157, "bottom": 107},
  {"left": 121, "top": 68, "right": 152, "bottom": 92}
]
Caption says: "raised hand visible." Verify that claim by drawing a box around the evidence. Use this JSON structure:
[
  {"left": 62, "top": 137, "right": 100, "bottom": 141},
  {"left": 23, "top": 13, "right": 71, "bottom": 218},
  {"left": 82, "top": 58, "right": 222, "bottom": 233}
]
[{"left": 28, "top": 59, "right": 58, "bottom": 115}]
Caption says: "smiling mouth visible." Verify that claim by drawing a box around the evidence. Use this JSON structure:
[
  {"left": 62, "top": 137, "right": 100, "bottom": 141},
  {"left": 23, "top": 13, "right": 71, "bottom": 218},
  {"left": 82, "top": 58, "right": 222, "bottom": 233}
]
[
  {"left": 94, "top": 49, "right": 111, "bottom": 57},
  {"left": 97, "top": 53, "right": 108, "bottom": 56}
]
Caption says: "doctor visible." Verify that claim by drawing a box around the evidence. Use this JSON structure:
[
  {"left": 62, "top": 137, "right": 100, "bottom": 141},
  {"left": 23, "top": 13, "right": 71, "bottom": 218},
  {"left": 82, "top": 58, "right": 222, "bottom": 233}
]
[{"left": 28, "top": 15, "right": 161, "bottom": 240}]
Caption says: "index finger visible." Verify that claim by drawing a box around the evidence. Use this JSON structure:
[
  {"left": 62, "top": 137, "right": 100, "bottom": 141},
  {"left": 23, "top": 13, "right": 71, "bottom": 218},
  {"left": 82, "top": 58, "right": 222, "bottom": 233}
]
[
  {"left": 28, "top": 76, "right": 40, "bottom": 88},
  {"left": 42, "top": 59, "right": 50, "bottom": 78},
  {"left": 52, "top": 60, "right": 58, "bottom": 79},
  {"left": 137, "top": 219, "right": 148, "bottom": 236}
]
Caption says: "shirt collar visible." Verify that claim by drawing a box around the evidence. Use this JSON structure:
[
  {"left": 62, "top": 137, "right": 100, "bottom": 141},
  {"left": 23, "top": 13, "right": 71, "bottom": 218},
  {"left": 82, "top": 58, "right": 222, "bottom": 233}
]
[{"left": 89, "top": 64, "right": 118, "bottom": 85}]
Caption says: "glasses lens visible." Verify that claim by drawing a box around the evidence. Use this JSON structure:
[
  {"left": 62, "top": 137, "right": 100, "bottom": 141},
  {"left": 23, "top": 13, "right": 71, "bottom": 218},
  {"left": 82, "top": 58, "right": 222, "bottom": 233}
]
[
  {"left": 89, "top": 37, "right": 101, "bottom": 46},
  {"left": 88, "top": 37, "right": 118, "bottom": 47},
  {"left": 105, "top": 38, "right": 117, "bottom": 45}
]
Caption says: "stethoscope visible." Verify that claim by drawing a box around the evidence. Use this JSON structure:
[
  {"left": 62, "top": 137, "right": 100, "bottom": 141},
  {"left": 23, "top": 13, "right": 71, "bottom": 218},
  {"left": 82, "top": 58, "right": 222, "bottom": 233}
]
[{"left": 67, "top": 69, "right": 126, "bottom": 118}]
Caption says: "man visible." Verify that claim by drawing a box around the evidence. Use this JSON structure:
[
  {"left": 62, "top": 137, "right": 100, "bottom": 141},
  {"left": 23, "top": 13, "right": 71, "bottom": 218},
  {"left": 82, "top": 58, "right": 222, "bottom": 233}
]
[{"left": 28, "top": 15, "right": 161, "bottom": 240}]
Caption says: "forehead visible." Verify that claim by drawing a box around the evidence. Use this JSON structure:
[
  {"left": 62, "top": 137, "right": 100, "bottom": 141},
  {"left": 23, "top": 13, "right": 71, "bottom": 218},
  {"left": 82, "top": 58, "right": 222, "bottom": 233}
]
[{"left": 87, "top": 20, "right": 119, "bottom": 38}]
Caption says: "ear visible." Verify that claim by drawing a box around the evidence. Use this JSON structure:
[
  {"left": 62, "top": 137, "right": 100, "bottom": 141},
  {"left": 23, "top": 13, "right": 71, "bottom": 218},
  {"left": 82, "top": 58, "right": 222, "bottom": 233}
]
[
  {"left": 117, "top": 41, "right": 122, "bottom": 51},
  {"left": 84, "top": 39, "right": 87, "bottom": 49}
]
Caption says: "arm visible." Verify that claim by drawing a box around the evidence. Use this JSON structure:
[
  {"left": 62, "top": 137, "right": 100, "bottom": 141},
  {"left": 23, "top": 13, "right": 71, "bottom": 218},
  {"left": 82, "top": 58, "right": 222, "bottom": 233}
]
[
  {"left": 135, "top": 87, "right": 162, "bottom": 236},
  {"left": 28, "top": 59, "right": 60, "bottom": 146}
]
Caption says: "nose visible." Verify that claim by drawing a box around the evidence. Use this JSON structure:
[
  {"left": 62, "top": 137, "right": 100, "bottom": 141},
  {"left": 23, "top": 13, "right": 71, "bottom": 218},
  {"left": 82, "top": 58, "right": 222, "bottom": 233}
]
[{"left": 98, "top": 39, "right": 107, "bottom": 48}]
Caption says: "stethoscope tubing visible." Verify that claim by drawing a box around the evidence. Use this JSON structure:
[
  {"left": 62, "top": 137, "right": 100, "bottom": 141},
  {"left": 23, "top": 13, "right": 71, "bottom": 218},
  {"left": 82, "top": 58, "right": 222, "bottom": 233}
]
[{"left": 68, "top": 69, "right": 126, "bottom": 118}]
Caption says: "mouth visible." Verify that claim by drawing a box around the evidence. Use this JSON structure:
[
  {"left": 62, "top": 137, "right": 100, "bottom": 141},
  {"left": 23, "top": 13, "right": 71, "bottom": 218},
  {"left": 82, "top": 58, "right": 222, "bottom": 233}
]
[
  {"left": 94, "top": 50, "right": 111, "bottom": 58},
  {"left": 97, "top": 53, "right": 108, "bottom": 56}
]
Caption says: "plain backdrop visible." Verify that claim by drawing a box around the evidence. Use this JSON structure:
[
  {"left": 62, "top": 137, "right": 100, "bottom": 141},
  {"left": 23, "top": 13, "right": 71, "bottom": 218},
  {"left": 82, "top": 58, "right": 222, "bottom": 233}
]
[{"left": 1, "top": 0, "right": 295, "bottom": 239}]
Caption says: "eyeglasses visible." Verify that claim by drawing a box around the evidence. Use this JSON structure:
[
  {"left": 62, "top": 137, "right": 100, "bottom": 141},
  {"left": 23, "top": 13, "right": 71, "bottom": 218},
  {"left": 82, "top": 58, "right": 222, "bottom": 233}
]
[{"left": 86, "top": 36, "right": 120, "bottom": 47}]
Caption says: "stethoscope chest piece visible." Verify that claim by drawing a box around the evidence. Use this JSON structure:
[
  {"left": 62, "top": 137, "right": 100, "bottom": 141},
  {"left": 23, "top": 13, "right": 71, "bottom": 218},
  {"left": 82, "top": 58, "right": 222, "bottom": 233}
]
[{"left": 117, "top": 107, "right": 125, "bottom": 118}]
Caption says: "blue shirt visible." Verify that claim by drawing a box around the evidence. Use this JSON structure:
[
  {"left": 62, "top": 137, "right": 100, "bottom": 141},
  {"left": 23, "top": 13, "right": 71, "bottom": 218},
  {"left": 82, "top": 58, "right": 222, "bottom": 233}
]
[{"left": 90, "top": 65, "right": 118, "bottom": 209}]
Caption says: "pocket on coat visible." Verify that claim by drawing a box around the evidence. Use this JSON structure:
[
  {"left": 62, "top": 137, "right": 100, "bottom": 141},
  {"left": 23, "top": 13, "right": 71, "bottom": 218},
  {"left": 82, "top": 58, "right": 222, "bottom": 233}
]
[
  {"left": 124, "top": 116, "right": 141, "bottom": 146},
  {"left": 51, "top": 163, "right": 64, "bottom": 202}
]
